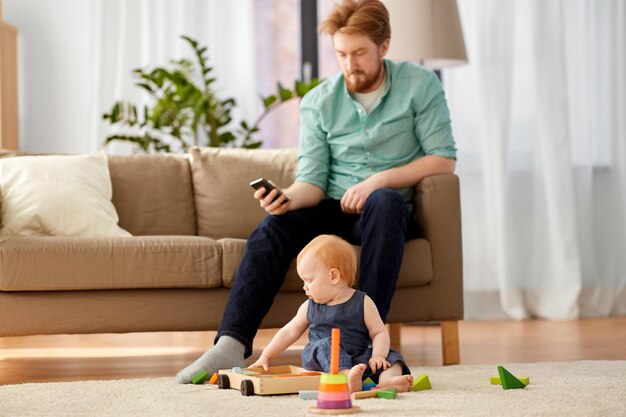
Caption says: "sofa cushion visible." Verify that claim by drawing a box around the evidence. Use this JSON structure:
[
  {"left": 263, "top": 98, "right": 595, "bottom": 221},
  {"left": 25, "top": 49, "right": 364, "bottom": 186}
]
[
  {"left": 189, "top": 147, "right": 298, "bottom": 240},
  {"left": 108, "top": 154, "right": 196, "bottom": 236},
  {"left": 0, "top": 152, "right": 130, "bottom": 238},
  {"left": 219, "top": 237, "right": 433, "bottom": 291},
  {"left": 0, "top": 236, "right": 221, "bottom": 291}
]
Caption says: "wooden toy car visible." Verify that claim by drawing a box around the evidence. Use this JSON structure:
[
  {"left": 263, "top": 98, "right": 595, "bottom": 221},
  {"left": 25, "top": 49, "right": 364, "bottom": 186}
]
[{"left": 217, "top": 365, "right": 321, "bottom": 396}]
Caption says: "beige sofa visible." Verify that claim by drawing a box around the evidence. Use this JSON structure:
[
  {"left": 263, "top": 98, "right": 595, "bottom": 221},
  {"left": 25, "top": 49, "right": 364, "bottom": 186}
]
[{"left": 0, "top": 147, "right": 463, "bottom": 364}]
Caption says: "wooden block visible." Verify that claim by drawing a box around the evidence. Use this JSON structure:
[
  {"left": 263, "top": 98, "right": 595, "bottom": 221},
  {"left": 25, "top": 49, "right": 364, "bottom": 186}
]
[
  {"left": 497, "top": 365, "right": 527, "bottom": 390},
  {"left": 412, "top": 373, "right": 432, "bottom": 391},
  {"left": 362, "top": 382, "right": 376, "bottom": 391},
  {"left": 320, "top": 373, "right": 348, "bottom": 384},
  {"left": 319, "top": 382, "right": 350, "bottom": 393},
  {"left": 490, "top": 376, "right": 529, "bottom": 385},
  {"left": 376, "top": 388, "right": 398, "bottom": 399},
  {"left": 315, "top": 399, "right": 352, "bottom": 409},
  {"left": 309, "top": 405, "right": 361, "bottom": 415},
  {"left": 352, "top": 390, "right": 379, "bottom": 399},
  {"left": 241, "top": 370, "right": 259, "bottom": 376},
  {"left": 191, "top": 369, "right": 208, "bottom": 384},
  {"left": 299, "top": 390, "right": 318, "bottom": 400},
  {"left": 209, "top": 372, "right": 219, "bottom": 384}
]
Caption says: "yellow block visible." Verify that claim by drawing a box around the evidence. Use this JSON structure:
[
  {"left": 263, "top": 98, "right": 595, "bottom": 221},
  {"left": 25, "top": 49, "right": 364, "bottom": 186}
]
[
  {"left": 412, "top": 373, "right": 432, "bottom": 391},
  {"left": 490, "top": 376, "right": 530, "bottom": 385}
]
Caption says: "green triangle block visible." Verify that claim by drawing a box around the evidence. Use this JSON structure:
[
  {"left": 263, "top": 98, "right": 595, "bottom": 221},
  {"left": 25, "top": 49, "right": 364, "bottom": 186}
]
[
  {"left": 191, "top": 368, "right": 209, "bottom": 385},
  {"left": 497, "top": 366, "right": 526, "bottom": 390},
  {"left": 377, "top": 388, "right": 398, "bottom": 399},
  {"left": 363, "top": 377, "right": 375, "bottom": 385},
  {"left": 412, "top": 373, "right": 432, "bottom": 391}
]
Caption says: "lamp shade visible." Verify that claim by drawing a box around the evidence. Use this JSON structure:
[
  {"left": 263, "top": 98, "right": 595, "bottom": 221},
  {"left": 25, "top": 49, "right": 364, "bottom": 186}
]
[{"left": 385, "top": 0, "right": 468, "bottom": 69}]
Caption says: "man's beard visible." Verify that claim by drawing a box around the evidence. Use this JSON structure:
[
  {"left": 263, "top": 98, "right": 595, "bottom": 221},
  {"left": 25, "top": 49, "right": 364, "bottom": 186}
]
[{"left": 344, "top": 61, "right": 384, "bottom": 93}]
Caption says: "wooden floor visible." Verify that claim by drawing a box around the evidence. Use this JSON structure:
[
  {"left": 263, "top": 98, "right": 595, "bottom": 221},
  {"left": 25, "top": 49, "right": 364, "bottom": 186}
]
[{"left": 1, "top": 318, "right": 625, "bottom": 385}]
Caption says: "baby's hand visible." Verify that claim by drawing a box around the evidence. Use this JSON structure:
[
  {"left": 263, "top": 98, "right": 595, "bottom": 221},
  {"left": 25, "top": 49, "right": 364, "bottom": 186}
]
[
  {"left": 249, "top": 355, "right": 271, "bottom": 372},
  {"left": 369, "top": 355, "right": 390, "bottom": 373}
]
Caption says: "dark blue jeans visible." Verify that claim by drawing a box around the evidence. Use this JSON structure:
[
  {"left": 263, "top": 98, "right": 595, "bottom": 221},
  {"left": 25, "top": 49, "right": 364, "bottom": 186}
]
[{"left": 216, "top": 188, "right": 418, "bottom": 358}]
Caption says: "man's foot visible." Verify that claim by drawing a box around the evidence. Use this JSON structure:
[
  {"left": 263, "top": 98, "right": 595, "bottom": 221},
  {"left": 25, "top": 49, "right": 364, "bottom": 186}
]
[
  {"left": 175, "top": 336, "right": 246, "bottom": 384},
  {"left": 347, "top": 364, "right": 367, "bottom": 393},
  {"left": 376, "top": 374, "right": 414, "bottom": 393}
]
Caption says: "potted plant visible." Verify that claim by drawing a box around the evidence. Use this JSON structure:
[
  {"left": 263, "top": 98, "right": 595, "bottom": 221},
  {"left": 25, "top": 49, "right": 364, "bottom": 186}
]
[{"left": 103, "top": 35, "right": 320, "bottom": 153}]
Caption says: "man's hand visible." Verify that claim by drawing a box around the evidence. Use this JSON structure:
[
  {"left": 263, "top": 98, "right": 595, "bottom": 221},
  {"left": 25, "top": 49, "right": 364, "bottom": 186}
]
[
  {"left": 341, "top": 155, "right": 456, "bottom": 214},
  {"left": 368, "top": 355, "right": 390, "bottom": 374},
  {"left": 248, "top": 355, "right": 271, "bottom": 372},
  {"left": 254, "top": 182, "right": 291, "bottom": 215},
  {"left": 340, "top": 176, "right": 382, "bottom": 214}
]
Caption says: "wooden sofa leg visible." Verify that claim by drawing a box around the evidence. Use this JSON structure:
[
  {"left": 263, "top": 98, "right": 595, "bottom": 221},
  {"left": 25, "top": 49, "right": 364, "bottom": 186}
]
[
  {"left": 441, "top": 321, "right": 460, "bottom": 365},
  {"left": 387, "top": 323, "right": 402, "bottom": 348}
]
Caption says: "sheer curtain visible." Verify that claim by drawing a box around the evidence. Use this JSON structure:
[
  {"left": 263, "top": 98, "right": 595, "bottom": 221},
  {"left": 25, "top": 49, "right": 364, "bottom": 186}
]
[
  {"left": 90, "top": 0, "right": 257, "bottom": 154},
  {"left": 445, "top": 0, "right": 626, "bottom": 319},
  {"left": 4, "top": 0, "right": 256, "bottom": 154}
]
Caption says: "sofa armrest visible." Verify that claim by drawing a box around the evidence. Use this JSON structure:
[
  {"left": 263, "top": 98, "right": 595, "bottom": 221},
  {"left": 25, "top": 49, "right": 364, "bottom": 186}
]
[{"left": 413, "top": 174, "right": 464, "bottom": 319}]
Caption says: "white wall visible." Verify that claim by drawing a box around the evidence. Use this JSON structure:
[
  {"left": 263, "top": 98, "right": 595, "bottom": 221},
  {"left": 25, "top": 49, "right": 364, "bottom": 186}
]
[{"left": 5, "top": 0, "right": 96, "bottom": 153}]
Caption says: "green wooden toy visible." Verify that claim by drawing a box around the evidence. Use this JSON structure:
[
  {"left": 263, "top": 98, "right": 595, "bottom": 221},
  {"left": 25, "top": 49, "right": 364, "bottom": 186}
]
[
  {"left": 497, "top": 366, "right": 527, "bottom": 390},
  {"left": 191, "top": 369, "right": 209, "bottom": 385},
  {"left": 376, "top": 388, "right": 398, "bottom": 399}
]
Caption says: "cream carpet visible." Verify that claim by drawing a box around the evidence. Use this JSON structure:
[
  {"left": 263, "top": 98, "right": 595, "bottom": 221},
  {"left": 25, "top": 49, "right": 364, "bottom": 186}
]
[{"left": 1, "top": 361, "right": 625, "bottom": 417}]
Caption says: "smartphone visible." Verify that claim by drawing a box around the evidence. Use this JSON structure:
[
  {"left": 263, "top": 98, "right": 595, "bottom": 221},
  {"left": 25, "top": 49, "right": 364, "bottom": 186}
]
[{"left": 249, "top": 178, "right": 290, "bottom": 203}]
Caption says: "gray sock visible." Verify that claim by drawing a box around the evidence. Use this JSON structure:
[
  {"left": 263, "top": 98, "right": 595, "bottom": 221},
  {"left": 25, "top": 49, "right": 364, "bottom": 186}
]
[{"left": 175, "top": 335, "right": 246, "bottom": 384}]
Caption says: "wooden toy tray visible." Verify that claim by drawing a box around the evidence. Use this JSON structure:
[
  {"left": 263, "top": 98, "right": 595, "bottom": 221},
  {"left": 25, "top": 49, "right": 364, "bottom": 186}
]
[{"left": 217, "top": 365, "right": 321, "bottom": 396}]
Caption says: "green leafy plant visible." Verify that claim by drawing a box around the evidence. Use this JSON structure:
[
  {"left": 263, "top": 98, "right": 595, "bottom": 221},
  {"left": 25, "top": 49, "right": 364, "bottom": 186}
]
[{"left": 103, "top": 35, "right": 321, "bottom": 153}]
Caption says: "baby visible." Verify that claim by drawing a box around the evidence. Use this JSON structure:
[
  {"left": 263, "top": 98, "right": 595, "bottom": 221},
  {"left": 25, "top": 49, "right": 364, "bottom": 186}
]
[{"left": 249, "top": 234, "right": 413, "bottom": 392}]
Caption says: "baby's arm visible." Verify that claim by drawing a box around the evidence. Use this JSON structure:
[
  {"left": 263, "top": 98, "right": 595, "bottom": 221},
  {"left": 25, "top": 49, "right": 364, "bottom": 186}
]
[
  {"left": 249, "top": 301, "right": 309, "bottom": 371},
  {"left": 363, "top": 295, "right": 391, "bottom": 373}
]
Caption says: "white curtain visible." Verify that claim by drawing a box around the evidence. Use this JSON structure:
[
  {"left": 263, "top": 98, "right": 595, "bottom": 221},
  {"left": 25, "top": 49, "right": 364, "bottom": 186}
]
[
  {"left": 446, "top": 0, "right": 626, "bottom": 319},
  {"left": 5, "top": 0, "right": 256, "bottom": 154},
  {"left": 91, "top": 0, "right": 257, "bottom": 154}
]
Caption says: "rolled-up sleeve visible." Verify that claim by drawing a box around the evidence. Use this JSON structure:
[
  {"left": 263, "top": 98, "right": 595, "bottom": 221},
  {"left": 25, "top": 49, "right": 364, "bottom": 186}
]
[
  {"left": 296, "top": 95, "right": 330, "bottom": 193},
  {"left": 414, "top": 72, "right": 457, "bottom": 159}
]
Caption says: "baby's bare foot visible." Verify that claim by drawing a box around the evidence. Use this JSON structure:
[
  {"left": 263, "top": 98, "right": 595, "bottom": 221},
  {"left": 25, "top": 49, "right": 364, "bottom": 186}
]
[
  {"left": 377, "top": 374, "right": 414, "bottom": 393},
  {"left": 347, "top": 364, "right": 367, "bottom": 393}
]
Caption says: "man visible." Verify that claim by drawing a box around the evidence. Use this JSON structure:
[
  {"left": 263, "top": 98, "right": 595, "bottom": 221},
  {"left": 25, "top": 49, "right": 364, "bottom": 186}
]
[{"left": 176, "top": 0, "right": 456, "bottom": 383}]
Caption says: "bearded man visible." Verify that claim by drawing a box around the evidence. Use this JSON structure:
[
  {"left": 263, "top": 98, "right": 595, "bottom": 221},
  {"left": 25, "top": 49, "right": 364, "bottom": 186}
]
[{"left": 177, "top": 0, "right": 457, "bottom": 384}]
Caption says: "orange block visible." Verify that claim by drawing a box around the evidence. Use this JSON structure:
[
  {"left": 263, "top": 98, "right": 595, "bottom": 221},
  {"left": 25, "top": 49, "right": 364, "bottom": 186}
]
[{"left": 209, "top": 372, "right": 219, "bottom": 385}]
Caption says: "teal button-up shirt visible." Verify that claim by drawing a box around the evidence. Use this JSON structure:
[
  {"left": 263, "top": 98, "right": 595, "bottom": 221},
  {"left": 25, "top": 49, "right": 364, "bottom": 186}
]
[{"left": 296, "top": 59, "right": 457, "bottom": 202}]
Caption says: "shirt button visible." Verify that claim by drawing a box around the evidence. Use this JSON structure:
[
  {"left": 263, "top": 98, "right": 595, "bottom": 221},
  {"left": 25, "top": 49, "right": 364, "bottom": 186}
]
[
  {"left": 368, "top": 167, "right": 372, "bottom": 171},
  {"left": 366, "top": 151, "right": 371, "bottom": 156},
  {"left": 365, "top": 128, "right": 371, "bottom": 134}
]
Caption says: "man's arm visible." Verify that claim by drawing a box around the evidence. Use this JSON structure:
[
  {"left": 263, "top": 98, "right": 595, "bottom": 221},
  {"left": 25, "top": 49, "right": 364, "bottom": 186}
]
[
  {"left": 255, "top": 86, "right": 329, "bottom": 215},
  {"left": 340, "top": 155, "right": 455, "bottom": 214},
  {"left": 369, "top": 155, "right": 456, "bottom": 189}
]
